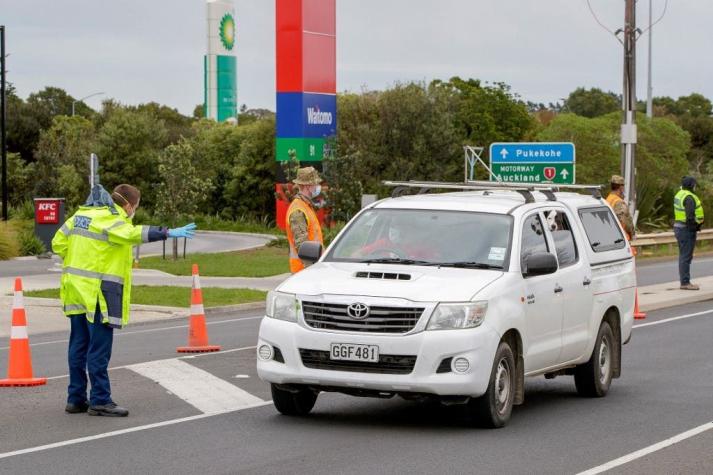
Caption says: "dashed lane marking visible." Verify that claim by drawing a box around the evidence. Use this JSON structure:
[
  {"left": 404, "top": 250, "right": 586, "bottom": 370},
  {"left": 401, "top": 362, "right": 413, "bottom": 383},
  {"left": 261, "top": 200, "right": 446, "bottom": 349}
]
[
  {"left": 0, "top": 401, "right": 273, "bottom": 461},
  {"left": 577, "top": 422, "right": 713, "bottom": 475},
  {"left": 128, "top": 359, "right": 263, "bottom": 414}
]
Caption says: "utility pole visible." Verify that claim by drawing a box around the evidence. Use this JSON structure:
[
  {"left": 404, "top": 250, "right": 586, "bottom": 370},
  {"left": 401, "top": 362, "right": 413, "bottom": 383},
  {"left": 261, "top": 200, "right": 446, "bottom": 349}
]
[
  {"left": 621, "top": 0, "right": 638, "bottom": 216},
  {"left": 646, "top": 0, "right": 653, "bottom": 118},
  {"left": 1, "top": 25, "right": 7, "bottom": 222}
]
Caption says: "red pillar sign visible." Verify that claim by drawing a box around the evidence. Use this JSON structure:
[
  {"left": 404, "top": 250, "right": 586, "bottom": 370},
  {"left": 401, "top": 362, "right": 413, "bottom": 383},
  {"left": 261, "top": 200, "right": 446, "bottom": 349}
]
[{"left": 275, "top": 0, "right": 336, "bottom": 230}]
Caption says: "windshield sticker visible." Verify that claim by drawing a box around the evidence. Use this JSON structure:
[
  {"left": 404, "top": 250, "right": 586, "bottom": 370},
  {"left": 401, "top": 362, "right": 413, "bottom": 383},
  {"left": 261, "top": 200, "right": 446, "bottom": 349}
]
[{"left": 488, "top": 247, "right": 506, "bottom": 261}]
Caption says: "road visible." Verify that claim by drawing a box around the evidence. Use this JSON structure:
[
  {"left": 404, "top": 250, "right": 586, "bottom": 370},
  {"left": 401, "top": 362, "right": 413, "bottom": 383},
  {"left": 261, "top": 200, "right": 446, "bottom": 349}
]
[
  {"left": 0, "top": 231, "right": 273, "bottom": 278},
  {"left": 1, "top": 300, "right": 712, "bottom": 474}
]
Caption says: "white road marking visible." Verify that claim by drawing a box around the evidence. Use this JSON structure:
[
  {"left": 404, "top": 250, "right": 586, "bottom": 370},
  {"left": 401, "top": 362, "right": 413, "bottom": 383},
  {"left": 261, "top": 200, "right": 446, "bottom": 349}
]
[
  {"left": 0, "top": 401, "right": 272, "bottom": 461},
  {"left": 633, "top": 309, "right": 713, "bottom": 329},
  {"left": 128, "top": 359, "right": 263, "bottom": 414},
  {"left": 577, "top": 422, "right": 713, "bottom": 475},
  {"left": 0, "top": 315, "right": 263, "bottom": 350},
  {"left": 44, "top": 345, "right": 257, "bottom": 381}
]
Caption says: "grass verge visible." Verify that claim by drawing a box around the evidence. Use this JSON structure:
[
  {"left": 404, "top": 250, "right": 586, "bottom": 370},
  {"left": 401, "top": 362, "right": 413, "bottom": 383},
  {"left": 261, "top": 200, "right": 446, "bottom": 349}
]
[
  {"left": 25, "top": 286, "right": 267, "bottom": 308},
  {"left": 139, "top": 246, "right": 289, "bottom": 277}
]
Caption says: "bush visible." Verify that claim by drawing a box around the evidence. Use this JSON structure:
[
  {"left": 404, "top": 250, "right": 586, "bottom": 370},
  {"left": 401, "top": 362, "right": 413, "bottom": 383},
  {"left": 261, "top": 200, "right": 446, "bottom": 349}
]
[
  {"left": 9, "top": 201, "right": 36, "bottom": 221},
  {"left": 18, "top": 230, "right": 46, "bottom": 256},
  {"left": 0, "top": 222, "right": 20, "bottom": 260}
]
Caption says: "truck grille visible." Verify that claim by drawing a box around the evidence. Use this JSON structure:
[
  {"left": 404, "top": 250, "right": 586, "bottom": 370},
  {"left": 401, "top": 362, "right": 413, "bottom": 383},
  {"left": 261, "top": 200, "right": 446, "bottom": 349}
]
[
  {"left": 299, "top": 349, "right": 417, "bottom": 374},
  {"left": 301, "top": 301, "right": 424, "bottom": 334}
]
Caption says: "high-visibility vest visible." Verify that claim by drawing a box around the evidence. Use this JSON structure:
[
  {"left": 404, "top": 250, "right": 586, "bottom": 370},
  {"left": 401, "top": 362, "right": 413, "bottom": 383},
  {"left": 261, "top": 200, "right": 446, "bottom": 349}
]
[
  {"left": 673, "top": 189, "right": 704, "bottom": 224},
  {"left": 605, "top": 193, "right": 632, "bottom": 241},
  {"left": 285, "top": 197, "right": 323, "bottom": 273},
  {"left": 51, "top": 204, "right": 166, "bottom": 328}
]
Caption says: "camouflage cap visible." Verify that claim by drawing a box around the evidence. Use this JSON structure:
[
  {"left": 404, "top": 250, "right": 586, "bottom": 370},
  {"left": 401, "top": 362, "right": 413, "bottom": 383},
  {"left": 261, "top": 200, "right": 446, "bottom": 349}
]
[
  {"left": 610, "top": 175, "right": 625, "bottom": 185},
  {"left": 293, "top": 166, "right": 323, "bottom": 185}
]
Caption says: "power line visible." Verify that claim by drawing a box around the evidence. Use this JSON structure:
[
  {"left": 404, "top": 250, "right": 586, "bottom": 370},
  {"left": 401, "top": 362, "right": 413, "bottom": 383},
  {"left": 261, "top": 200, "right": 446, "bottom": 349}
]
[
  {"left": 640, "top": 0, "right": 668, "bottom": 35},
  {"left": 586, "top": 0, "right": 623, "bottom": 44}
]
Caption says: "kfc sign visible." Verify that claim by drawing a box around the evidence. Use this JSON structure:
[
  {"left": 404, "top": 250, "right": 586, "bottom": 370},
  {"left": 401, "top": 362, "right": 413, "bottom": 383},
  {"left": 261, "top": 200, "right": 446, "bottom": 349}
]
[{"left": 35, "top": 199, "right": 62, "bottom": 224}]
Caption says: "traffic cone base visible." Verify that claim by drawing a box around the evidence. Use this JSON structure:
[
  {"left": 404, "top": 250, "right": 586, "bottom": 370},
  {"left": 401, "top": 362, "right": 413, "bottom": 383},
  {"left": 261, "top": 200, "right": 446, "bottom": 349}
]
[
  {"left": 176, "top": 345, "right": 221, "bottom": 353},
  {"left": 177, "top": 264, "right": 221, "bottom": 353},
  {"left": 0, "top": 377, "right": 47, "bottom": 387}
]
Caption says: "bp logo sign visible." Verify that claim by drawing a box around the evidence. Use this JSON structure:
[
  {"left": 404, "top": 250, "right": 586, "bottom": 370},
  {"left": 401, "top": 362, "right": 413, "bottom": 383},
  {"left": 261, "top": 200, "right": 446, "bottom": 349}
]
[{"left": 219, "top": 13, "right": 235, "bottom": 51}]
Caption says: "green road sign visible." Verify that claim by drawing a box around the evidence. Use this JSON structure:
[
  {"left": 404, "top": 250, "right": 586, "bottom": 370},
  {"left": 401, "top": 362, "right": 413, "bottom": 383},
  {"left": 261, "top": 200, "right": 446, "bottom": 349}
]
[{"left": 491, "top": 163, "right": 575, "bottom": 184}]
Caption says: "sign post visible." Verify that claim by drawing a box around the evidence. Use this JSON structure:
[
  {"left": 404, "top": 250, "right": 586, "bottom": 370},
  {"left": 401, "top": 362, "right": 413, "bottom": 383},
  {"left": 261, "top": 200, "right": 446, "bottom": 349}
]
[{"left": 489, "top": 142, "right": 576, "bottom": 185}]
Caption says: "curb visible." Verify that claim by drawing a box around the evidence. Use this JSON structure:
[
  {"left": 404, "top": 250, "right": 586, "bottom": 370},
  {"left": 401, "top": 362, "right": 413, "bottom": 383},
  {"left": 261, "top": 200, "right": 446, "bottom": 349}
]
[{"left": 639, "top": 294, "right": 713, "bottom": 313}]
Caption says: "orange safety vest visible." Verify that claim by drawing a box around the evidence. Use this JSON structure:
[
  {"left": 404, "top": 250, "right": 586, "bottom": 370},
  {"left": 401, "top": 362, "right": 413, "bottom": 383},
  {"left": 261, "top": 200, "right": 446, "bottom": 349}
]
[
  {"left": 606, "top": 193, "right": 636, "bottom": 255},
  {"left": 285, "top": 197, "right": 323, "bottom": 273}
]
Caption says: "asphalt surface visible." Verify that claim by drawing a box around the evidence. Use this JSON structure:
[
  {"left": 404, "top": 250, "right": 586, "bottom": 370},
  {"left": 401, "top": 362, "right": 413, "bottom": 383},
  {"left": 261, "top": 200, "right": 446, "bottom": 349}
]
[
  {"left": 1, "top": 301, "right": 712, "bottom": 474},
  {"left": 635, "top": 254, "right": 713, "bottom": 287}
]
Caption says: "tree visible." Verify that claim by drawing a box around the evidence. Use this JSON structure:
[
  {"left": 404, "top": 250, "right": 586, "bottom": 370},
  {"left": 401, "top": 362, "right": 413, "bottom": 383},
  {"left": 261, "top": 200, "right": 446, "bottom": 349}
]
[
  {"left": 33, "top": 116, "right": 96, "bottom": 208},
  {"left": 675, "top": 93, "right": 712, "bottom": 117},
  {"left": 564, "top": 87, "right": 620, "bottom": 118},
  {"left": 222, "top": 118, "right": 276, "bottom": 219},
  {"left": 95, "top": 109, "right": 169, "bottom": 211},
  {"left": 154, "top": 139, "right": 212, "bottom": 226}
]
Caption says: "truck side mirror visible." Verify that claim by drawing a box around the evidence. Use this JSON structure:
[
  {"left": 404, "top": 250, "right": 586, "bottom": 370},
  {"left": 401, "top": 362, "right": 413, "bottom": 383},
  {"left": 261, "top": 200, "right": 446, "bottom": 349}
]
[
  {"left": 298, "top": 241, "right": 323, "bottom": 266},
  {"left": 524, "top": 253, "right": 558, "bottom": 277}
]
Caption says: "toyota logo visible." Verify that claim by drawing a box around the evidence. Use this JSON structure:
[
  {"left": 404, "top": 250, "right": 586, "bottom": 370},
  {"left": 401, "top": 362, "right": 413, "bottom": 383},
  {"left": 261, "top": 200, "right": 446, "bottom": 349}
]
[{"left": 347, "top": 303, "right": 370, "bottom": 320}]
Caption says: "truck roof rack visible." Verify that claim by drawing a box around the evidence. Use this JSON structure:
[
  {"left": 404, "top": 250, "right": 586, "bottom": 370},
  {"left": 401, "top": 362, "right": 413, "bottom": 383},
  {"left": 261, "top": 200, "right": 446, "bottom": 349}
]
[{"left": 382, "top": 180, "right": 603, "bottom": 203}]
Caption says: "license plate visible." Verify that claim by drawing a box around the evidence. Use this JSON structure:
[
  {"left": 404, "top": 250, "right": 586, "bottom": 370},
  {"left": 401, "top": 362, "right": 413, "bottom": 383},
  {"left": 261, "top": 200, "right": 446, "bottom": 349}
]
[{"left": 330, "top": 343, "right": 379, "bottom": 363}]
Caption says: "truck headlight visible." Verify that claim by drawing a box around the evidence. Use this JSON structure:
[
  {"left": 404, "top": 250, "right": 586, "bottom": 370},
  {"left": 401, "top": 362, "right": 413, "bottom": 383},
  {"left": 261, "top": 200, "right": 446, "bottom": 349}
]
[
  {"left": 266, "top": 291, "right": 299, "bottom": 322},
  {"left": 426, "top": 301, "right": 488, "bottom": 330}
]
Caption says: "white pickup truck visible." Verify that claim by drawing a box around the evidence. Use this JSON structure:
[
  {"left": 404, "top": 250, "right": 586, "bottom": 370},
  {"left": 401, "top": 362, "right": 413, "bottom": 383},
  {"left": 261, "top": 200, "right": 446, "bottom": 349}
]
[{"left": 257, "top": 186, "right": 635, "bottom": 427}]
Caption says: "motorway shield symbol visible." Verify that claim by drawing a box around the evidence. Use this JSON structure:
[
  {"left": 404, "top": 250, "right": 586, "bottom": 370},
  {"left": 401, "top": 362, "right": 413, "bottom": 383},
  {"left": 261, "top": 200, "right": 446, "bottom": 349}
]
[{"left": 544, "top": 167, "right": 556, "bottom": 180}]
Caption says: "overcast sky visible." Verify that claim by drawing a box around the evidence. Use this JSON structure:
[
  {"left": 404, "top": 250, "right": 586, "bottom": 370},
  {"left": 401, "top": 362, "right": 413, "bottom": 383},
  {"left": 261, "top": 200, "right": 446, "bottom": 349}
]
[{"left": 1, "top": 0, "right": 709, "bottom": 115}]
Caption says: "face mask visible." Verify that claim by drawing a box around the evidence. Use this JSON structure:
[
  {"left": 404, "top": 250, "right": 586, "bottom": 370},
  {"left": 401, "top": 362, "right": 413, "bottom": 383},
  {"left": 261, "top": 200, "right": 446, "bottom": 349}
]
[{"left": 312, "top": 185, "right": 322, "bottom": 198}]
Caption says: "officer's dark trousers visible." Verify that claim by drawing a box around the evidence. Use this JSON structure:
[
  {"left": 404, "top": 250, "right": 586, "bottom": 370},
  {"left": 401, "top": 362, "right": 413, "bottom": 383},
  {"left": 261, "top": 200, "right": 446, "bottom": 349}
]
[
  {"left": 674, "top": 227, "right": 697, "bottom": 285},
  {"left": 67, "top": 306, "right": 114, "bottom": 406}
]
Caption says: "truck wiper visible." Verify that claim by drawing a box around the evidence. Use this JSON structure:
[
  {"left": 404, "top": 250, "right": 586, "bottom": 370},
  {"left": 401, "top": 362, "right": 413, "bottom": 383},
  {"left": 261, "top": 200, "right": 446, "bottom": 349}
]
[
  {"left": 425, "top": 261, "right": 504, "bottom": 270},
  {"left": 360, "top": 257, "right": 431, "bottom": 265}
]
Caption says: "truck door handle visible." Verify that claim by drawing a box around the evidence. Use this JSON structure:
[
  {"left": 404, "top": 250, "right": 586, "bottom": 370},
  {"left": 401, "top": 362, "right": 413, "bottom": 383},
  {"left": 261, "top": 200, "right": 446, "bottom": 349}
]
[
  {"left": 554, "top": 284, "right": 563, "bottom": 294},
  {"left": 583, "top": 277, "right": 592, "bottom": 286}
]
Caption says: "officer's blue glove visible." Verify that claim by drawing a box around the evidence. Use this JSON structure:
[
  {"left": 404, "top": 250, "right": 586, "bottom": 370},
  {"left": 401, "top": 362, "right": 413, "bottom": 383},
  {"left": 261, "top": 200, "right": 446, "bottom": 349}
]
[{"left": 168, "top": 223, "right": 197, "bottom": 239}]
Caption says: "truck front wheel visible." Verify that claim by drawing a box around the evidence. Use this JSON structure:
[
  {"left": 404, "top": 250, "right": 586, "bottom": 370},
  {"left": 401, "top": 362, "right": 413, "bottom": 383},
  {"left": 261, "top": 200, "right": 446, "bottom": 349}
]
[
  {"left": 470, "top": 341, "right": 516, "bottom": 428},
  {"left": 271, "top": 384, "right": 318, "bottom": 416}
]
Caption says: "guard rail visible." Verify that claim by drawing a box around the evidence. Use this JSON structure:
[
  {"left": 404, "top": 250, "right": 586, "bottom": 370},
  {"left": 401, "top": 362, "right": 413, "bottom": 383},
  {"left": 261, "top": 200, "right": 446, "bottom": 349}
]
[{"left": 631, "top": 228, "right": 713, "bottom": 248}]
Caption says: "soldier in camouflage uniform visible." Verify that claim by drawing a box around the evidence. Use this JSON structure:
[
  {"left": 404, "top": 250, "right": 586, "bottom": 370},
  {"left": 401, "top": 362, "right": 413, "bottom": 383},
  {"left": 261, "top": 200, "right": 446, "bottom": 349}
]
[
  {"left": 606, "top": 175, "right": 634, "bottom": 240},
  {"left": 286, "top": 167, "right": 324, "bottom": 273}
]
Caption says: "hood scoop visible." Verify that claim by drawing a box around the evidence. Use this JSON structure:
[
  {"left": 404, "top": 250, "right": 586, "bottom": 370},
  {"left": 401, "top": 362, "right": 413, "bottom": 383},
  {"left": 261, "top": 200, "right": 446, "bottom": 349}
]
[{"left": 355, "top": 271, "right": 411, "bottom": 281}]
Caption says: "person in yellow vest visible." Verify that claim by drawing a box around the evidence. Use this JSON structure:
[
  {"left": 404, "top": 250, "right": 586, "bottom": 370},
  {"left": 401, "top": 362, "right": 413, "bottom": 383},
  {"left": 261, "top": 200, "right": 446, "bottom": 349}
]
[
  {"left": 52, "top": 184, "right": 196, "bottom": 416},
  {"left": 605, "top": 175, "right": 635, "bottom": 242},
  {"left": 286, "top": 167, "right": 324, "bottom": 273},
  {"left": 674, "top": 176, "right": 705, "bottom": 290}
]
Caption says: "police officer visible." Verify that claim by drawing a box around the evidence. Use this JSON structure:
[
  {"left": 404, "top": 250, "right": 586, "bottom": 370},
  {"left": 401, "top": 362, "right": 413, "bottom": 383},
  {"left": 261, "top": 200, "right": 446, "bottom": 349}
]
[
  {"left": 52, "top": 184, "right": 196, "bottom": 416},
  {"left": 286, "top": 167, "right": 324, "bottom": 273},
  {"left": 673, "top": 176, "right": 705, "bottom": 290},
  {"left": 605, "top": 175, "right": 635, "bottom": 241}
]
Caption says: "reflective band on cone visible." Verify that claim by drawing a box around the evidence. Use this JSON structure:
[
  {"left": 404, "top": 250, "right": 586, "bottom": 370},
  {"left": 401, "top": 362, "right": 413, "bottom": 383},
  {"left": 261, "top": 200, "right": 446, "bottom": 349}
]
[
  {"left": 0, "top": 277, "right": 47, "bottom": 387},
  {"left": 177, "top": 264, "right": 221, "bottom": 353}
]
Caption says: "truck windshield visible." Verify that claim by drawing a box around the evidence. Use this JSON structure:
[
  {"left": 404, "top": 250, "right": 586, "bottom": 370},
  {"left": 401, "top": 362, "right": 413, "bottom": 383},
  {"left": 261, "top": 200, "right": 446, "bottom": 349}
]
[{"left": 326, "top": 209, "right": 512, "bottom": 269}]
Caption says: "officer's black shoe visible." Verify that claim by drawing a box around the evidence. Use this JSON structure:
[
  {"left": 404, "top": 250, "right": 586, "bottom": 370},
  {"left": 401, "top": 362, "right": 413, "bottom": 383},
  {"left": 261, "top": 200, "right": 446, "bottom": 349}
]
[
  {"left": 88, "top": 402, "right": 129, "bottom": 417},
  {"left": 65, "top": 402, "right": 89, "bottom": 414}
]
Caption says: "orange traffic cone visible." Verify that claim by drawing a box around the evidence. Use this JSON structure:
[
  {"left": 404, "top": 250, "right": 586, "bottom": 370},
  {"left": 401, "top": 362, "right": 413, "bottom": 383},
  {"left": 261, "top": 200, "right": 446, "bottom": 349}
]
[
  {"left": 633, "top": 289, "right": 647, "bottom": 320},
  {"left": 177, "top": 264, "right": 221, "bottom": 353},
  {"left": 0, "top": 278, "right": 47, "bottom": 387}
]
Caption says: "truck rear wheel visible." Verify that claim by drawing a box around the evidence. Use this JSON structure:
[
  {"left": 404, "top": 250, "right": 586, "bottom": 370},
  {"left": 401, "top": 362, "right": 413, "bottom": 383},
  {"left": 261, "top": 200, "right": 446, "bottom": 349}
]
[
  {"left": 574, "top": 321, "right": 615, "bottom": 397},
  {"left": 271, "top": 384, "right": 318, "bottom": 416},
  {"left": 470, "top": 341, "right": 515, "bottom": 428}
]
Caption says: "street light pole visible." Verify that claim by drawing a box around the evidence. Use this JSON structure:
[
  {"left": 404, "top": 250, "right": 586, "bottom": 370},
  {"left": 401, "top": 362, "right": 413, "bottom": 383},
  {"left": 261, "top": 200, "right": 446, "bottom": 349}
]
[
  {"left": 1, "top": 26, "right": 7, "bottom": 221},
  {"left": 72, "top": 91, "right": 105, "bottom": 116},
  {"left": 621, "top": 0, "right": 638, "bottom": 216},
  {"left": 646, "top": 0, "right": 653, "bottom": 118}
]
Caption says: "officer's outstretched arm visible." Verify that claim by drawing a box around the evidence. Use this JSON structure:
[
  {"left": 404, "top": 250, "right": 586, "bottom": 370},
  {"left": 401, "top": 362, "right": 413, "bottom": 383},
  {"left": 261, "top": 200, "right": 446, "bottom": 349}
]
[
  {"left": 105, "top": 220, "right": 169, "bottom": 246},
  {"left": 51, "top": 219, "right": 71, "bottom": 258}
]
